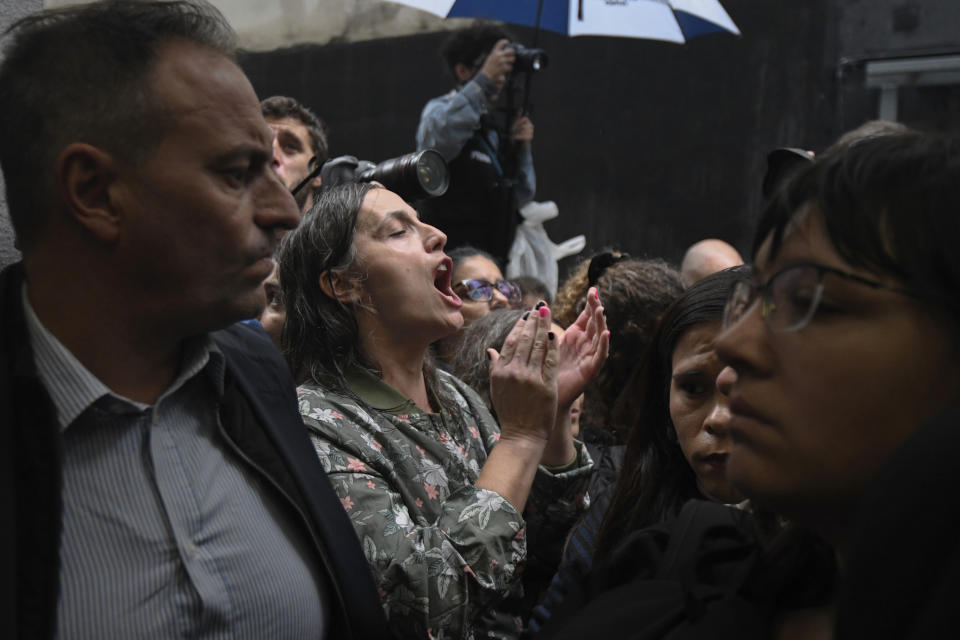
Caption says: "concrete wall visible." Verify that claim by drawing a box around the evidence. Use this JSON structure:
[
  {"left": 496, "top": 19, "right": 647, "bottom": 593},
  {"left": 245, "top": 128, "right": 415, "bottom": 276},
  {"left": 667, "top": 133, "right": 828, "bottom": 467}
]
[
  {"left": 0, "top": 0, "right": 41, "bottom": 267},
  {"left": 46, "top": 0, "right": 462, "bottom": 49}
]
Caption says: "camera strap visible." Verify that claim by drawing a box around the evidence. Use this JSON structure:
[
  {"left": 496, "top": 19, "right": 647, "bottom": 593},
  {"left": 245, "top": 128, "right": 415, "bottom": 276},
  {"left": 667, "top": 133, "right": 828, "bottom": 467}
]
[{"left": 476, "top": 133, "right": 504, "bottom": 178}]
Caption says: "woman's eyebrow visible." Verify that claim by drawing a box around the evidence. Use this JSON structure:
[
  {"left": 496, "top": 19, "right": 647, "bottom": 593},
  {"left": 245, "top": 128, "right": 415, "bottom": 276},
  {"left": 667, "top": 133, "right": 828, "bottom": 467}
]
[{"left": 370, "top": 209, "right": 414, "bottom": 234}]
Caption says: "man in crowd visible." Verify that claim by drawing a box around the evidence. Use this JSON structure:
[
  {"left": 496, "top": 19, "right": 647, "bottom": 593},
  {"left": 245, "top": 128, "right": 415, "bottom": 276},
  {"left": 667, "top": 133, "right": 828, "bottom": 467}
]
[
  {"left": 262, "top": 95, "right": 329, "bottom": 212},
  {"left": 680, "top": 238, "right": 744, "bottom": 284},
  {"left": 0, "top": 1, "right": 385, "bottom": 637},
  {"left": 416, "top": 22, "right": 536, "bottom": 262}
]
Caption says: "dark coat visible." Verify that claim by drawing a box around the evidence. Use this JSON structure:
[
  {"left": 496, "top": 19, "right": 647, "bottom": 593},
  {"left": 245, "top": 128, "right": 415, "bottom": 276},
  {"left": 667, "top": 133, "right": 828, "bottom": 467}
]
[{"left": 0, "top": 262, "right": 387, "bottom": 639}]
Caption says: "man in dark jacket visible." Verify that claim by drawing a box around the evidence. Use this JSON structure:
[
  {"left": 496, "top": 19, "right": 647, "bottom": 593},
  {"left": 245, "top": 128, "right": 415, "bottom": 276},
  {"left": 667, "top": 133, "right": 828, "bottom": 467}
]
[{"left": 0, "top": 2, "right": 386, "bottom": 638}]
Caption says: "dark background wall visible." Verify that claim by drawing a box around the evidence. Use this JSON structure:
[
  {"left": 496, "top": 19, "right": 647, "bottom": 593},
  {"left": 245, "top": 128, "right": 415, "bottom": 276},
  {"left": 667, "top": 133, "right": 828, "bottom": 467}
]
[{"left": 240, "top": 0, "right": 958, "bottom": 272}]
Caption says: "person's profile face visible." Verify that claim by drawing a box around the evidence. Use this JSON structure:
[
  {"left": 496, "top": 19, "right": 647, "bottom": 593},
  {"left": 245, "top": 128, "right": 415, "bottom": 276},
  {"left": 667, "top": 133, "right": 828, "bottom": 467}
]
[
  {"left": 116, "top": 41, "right": 299, "bottom": 331},
  {"left": 715, "top": 207, "right": 960, "bottom": 530},
  {"left": 350, "top": 189, "right": 463, "bottom": 344},
  {"left": 669, "top": 320, "right": 742, "bottom": 505}
]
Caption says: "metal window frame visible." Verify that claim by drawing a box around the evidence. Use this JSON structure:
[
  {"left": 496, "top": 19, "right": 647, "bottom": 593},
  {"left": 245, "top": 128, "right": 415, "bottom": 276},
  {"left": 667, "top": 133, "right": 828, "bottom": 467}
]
[{"left": 864, "top": 54, "right": 960, "bottom": 121}]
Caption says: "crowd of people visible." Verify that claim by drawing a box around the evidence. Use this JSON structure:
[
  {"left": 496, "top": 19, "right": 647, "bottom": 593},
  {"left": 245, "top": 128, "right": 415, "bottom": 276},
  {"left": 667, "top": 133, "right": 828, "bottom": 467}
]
[{"left": 3, "top": 2, "right": 959, "bottom": 640}]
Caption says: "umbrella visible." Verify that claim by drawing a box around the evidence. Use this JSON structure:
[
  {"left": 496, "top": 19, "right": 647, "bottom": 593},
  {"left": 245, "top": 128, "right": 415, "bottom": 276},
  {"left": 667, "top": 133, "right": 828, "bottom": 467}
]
[{"left": 391, "top": 0, "right": 740, "bottom": 43}]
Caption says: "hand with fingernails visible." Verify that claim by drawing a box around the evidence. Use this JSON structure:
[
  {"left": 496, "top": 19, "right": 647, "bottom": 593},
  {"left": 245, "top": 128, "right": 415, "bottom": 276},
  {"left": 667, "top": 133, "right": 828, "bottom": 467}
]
[
  {"left": 475, "top": 300, "right": 559, "bottom": 511},
  {"left": 488, "top": 302, "right": 559, "bottom": 445},
  {"left": 556, "top": 287, "right": 610, "bottom": 410}
]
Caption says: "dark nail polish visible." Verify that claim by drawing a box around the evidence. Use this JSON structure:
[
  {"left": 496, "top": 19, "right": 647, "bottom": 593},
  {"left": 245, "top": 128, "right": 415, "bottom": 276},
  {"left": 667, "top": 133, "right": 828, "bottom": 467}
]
[
  {"left": 522, "top": 311, "right": 530, "bottom": 320},
  {"left": 535, "top": 301, "right": 546, "bottom": 310},
  {"left": 548, "top": 331, "right": 555, "bottom": 341}
]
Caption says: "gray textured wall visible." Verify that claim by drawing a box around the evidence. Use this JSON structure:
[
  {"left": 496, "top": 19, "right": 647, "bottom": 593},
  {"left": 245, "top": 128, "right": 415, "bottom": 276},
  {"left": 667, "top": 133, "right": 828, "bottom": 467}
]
[{"left": 0, "top": 0, "right": 40, "bottom": 267}]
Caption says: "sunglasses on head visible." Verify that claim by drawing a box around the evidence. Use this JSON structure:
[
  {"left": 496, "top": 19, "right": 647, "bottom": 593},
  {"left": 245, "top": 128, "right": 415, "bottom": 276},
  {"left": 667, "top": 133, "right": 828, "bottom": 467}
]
[{"left": 453, "top": 279, "right": 521, "bottom": 305}]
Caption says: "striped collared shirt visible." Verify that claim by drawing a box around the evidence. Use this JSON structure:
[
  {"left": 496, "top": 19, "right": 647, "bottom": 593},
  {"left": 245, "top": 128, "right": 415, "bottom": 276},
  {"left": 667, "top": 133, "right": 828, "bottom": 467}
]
[{"left": 23, "top": 287, "right": 330, "bottom": 639}]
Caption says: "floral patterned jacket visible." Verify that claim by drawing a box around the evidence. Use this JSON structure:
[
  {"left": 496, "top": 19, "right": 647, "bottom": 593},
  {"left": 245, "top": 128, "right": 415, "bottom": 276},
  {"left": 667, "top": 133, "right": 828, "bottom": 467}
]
[{"left": 298, "top": 366, "right": 592, "bottom": 640}]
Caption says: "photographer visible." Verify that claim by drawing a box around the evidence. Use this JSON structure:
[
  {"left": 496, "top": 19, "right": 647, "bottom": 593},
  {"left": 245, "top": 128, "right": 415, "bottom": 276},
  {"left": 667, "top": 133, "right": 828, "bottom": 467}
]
[{"left": 416, "top": 23, "right": 536, "bottom": 262}]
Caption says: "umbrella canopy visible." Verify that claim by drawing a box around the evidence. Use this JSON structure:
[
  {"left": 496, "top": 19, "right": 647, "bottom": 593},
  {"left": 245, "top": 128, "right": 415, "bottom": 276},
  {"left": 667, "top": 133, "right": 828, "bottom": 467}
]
[{"left": 392, "top": 0, "right": 740, "bottom": 43}]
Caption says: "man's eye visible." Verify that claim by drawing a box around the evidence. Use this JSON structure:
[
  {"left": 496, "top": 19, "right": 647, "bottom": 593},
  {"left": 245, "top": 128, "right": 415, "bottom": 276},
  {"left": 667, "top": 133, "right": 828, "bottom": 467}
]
[
  {"left": 282, "top": 144, "right": 300, "bottom": 155},
  {"left": 222, "top": 167, "right": 249, "bottom": 186}
]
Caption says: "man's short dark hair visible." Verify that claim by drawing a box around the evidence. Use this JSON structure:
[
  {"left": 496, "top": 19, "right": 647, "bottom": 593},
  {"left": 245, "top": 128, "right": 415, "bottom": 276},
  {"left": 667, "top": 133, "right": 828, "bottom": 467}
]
[
  {"left": 0, "top": 0, "right": 236, "bottom": 250},
  {"left": 260, "top": 95, "right": 329, "bottom": 167},
  {"left": 440, "top": 22, "right": 513, "bottom": 78}
]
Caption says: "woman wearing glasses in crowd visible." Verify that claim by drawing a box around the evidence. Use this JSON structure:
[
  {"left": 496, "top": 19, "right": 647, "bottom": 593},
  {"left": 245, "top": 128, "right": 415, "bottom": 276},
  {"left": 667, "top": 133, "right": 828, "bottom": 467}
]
[
  {"left": 433, "top": 246, "right": 523, "bottom": 365},
  {"left": 537, "top": 129, "right": 960, "bottom": 638},
  {"left": 278, "top": 183, "right": 609, "bottom": 639}
]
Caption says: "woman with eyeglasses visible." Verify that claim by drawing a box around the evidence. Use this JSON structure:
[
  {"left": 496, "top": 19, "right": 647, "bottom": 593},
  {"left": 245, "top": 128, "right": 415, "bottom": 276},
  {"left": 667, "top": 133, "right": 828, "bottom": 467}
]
[
  {"left": 278, "top": 183, "right": 609, "bottom": 639},
  {"left": 715, "top": 128, "right": 960, "bottom": 637},
  {"left": 537, "top": 129, "right": 960, "bottom": 638},
  {"left": 451, "top": 246, "right": 523, "bottom": 321},
  {"left": 433, "top": 246, "right": 522, "bottom": 366}
]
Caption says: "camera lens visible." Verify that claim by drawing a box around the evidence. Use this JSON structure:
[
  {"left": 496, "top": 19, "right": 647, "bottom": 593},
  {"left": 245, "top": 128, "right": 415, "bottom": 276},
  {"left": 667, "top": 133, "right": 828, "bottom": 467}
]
[
  {"left": 512, "top": 44, "right": 549, "bottom": 74},
  {"left": 356, "top": 149, "right": 449, "bottom": 201},
  {"left": 415, "top": 149, "right": 449, "bottom": 197}
]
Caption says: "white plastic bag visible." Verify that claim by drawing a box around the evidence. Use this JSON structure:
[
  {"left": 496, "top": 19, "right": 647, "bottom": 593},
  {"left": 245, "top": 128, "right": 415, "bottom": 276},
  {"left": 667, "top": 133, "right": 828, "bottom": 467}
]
[{"left": 506, "top": 200, "right": 585, "bottom": 297}]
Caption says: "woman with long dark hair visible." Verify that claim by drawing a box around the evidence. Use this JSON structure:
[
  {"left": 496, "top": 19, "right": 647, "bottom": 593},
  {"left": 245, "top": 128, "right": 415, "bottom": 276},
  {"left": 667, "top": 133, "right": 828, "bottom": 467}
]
[
  {"left": 529, "top": 267, "right": 748, "bottom": 634},
  {"left": 596, "top": 266, "right": 748, "bottom": 552},
  {"left": 279, "top": 183, "right": 608, "bottom": 639}
]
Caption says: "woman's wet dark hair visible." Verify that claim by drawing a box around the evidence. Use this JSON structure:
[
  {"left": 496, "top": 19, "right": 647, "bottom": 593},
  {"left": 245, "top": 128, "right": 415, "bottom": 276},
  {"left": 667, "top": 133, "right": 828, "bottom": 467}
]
[
  {"left": 279, "top": 181, "right": 374, "bottom": 386},
  {"left": 595, "top": 266, "right": 750, "bottom": 554},
  {"left": 755, "top": 128, "right": 960, "bottom": 334}
]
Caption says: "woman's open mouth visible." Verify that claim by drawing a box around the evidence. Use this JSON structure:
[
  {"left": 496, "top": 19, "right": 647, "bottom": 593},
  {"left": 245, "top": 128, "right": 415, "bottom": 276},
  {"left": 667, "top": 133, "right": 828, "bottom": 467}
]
[{"left": 434, "top": 258, "right": 462, "bottom": 307}]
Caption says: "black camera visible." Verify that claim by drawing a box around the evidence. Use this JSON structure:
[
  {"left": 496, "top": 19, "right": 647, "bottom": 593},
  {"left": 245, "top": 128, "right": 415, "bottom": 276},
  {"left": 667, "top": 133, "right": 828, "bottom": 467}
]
[
  {"left": 318, "top": 149, "right": 449, "bottom": 203},
  {"left": 511, "top": 44, "right": 548, "bottom": 74}
]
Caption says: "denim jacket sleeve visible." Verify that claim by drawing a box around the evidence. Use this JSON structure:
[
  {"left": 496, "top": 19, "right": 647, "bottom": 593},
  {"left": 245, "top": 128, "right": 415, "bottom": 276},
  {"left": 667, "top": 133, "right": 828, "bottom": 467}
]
[
  {"left": 416, "top": 78, "right": 536, "bottom": 206},
  {"left": 416, "top": 79, "right": 489, "bottom": 161}
]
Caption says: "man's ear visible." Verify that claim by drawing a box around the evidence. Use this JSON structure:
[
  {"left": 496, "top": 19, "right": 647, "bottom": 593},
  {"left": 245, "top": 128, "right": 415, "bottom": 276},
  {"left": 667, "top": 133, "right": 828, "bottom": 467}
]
[
  {"left": 318, "top": 269, "right": 360, "bottom": 304},
  {"left": 454, "top": 63, "right": 473, "bottom": 84},
  {"left": 55, "top": 142, "right": 124, "bottom": 244}
]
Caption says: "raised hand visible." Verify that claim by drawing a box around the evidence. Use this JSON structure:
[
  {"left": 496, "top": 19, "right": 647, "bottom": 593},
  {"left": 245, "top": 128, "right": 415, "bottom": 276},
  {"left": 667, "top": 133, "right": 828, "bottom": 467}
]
[
  {"left": 488, "top": 305, "right": 558, "bottom": 443},
  {"left": 479, "top": 39, "right": 515, "bottom": 86},
  {"left": 556, "top": 287, "right": 610, "bottom": 409}
]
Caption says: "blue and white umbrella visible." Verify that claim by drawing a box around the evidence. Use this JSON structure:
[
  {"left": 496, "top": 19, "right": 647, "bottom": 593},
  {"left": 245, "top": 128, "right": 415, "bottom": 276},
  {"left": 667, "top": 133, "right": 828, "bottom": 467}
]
[{"left": 391, "top": 0, "right": 740, "bottom": 43}]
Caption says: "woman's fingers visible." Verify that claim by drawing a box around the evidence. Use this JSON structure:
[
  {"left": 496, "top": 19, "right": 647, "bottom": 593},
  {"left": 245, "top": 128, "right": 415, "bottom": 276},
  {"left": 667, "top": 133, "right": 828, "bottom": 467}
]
[
  {"left": 528, "top": 305, "right": 552, "bottom": 367},
  {"left": 570, "top": 286, "right": 600, "bottom": 338},
  {"left": 489, "top": 304, "right": 559, "bottom": 444},
  {"left": 497, "top": 312, "right": 527, "bottom": 364},
  {"left": 543, "top": 320, "right": 559, "bottom": 386}
]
